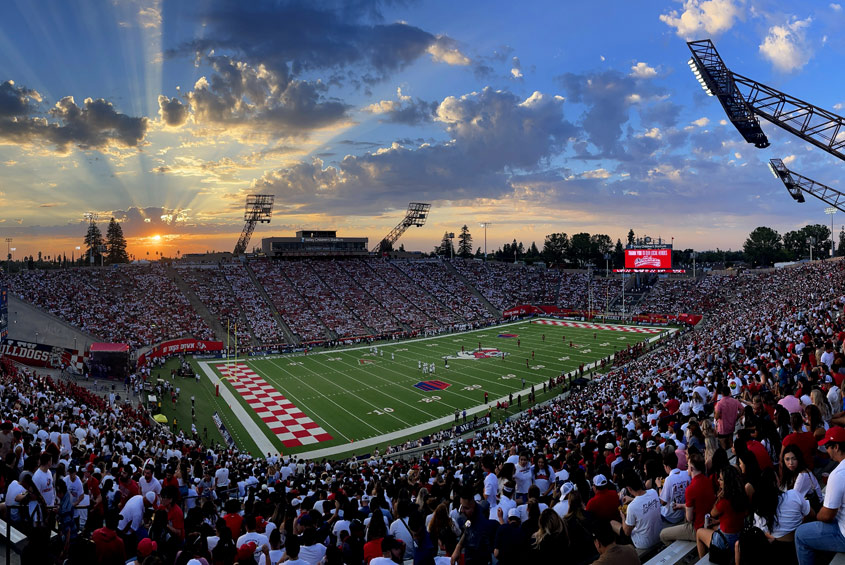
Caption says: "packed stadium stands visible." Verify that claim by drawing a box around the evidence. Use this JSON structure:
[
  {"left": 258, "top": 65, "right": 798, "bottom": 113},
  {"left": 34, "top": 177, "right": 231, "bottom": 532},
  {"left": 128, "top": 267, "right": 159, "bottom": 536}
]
[
  {"left": 5, "top": 265, "right": 213, "bottom": 348},
  {"left": 3, "top": 258, "right": 845, "bottom": 564}
]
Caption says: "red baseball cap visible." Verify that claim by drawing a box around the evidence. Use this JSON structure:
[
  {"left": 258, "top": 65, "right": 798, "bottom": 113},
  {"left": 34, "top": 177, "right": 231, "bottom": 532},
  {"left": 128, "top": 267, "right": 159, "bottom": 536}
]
[{"left": 818, "top": 427, "right": 845, "bottom": 447}]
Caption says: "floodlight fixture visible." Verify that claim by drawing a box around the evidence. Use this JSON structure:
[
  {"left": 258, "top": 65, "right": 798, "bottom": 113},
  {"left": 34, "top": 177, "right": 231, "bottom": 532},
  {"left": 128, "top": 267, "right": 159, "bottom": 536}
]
[
  {"left": 687, "top": 40, "right": 769, "bottom": 148},
  {"left": 768, "top": 158, "right": 845, "bottom": 211}
]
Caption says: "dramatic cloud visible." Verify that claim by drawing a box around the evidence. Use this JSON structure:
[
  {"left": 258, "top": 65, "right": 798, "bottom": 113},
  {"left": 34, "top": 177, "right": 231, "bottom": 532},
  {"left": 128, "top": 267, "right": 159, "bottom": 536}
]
[
  {"left": 558, "top": 70, "right": 668, "bottom": 157},
  {"left": 759, "top": 17, "right": 813, "bottom": 72},
  {"left": 170, "top": 1, "right": 466, "bottom": 85},
  {"left": 157, "top": 95, "right": 189, "bottom": 127},
  {"left": 427, "top": 36, "right": 471, "bottom": 66},
  {"left": 0, "top": 80, "right": 148, "bottom": 153},
  {"left": 363, "top": 88, "right": 436, "bottom": 125},
  {"left": 659, "top": 0, "right": 742, "bottom": 39},
  {"left": 510, "top": 57, "right": 523, "bottom": 79},
  {"left": 249, "top": 88, "right": 574, "bottom": 213},
  {"left": 184, "top": 56, "right": 349, "bottom": 136},
  {"left": 630, "top": 62, "right": 657, "bottom": 78}
]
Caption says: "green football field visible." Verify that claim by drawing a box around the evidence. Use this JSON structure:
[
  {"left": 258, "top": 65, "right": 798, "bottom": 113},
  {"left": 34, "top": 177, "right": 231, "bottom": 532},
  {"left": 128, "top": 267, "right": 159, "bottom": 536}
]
[{"left": 175, "top": 319, "right": 672, "bottom": 459}]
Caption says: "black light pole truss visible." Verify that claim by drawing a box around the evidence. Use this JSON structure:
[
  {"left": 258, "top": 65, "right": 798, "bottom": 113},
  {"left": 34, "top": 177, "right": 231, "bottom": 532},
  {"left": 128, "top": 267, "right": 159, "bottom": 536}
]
[
  {"left": 769, "top": 158, "right": 845, "bottom": 212},
  {"left": 373, "top": 202, "right": 431, "bottom": 253},
  {"left": 687, "top": 39, "right": 769, "bottom": 148},
  {"left": 733, "top": 73, "right": 845, "bottom": 162},
  {"left": 688, "top": 39, "right": 845, "bottom": 161},
  {"left": 234, "top": 194, "right": 275, "bottom": 255}
]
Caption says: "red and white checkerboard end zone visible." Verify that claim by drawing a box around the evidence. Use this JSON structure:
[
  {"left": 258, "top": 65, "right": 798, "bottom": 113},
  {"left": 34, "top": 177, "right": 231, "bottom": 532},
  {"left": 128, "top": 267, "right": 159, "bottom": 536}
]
[
  {"left": 216, "top": 363, "right": 333, "bottom": 448},
  {"left": 531, "top": 320, "right": 664, "bottom": 334}
]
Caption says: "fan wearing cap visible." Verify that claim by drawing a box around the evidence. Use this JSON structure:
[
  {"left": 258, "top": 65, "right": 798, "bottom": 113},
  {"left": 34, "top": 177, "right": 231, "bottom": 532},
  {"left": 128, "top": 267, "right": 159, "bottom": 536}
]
[
  {"left": 493, "top": 507, "right": 527, "bottom": 565},
  {"left": 132, "top": 538, "right": 157, "bottom": 564},
  {"left": 585, "top": 474, "right": 619, "bottom": 522},
  {"left": 552, "top": 482, "right": 574, "bottom": 518},
  {"left": 795, "top": 426, "right": 845, "bottom": 563}
]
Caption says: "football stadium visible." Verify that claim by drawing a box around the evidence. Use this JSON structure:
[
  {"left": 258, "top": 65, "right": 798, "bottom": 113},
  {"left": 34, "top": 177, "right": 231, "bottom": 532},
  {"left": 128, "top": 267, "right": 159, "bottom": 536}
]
[{"left": 3, "top": 3, "right": 845, "bottom": 565}]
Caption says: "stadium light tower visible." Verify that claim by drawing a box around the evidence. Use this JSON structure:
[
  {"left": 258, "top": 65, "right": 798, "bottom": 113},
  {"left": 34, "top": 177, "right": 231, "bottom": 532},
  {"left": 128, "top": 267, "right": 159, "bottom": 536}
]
[
  {"left": 688, "top": 39, "right": 845, "bottom": 161},
  {"left": 5, "top": 238, "right": 11, "bottom": 274},
  {"left": 479, "top": 222, "right": 492, "bottom": 261},
  {"left": 234, "top": 195, "right": 274, "bottom": 255},
  {"left": 826, "top": 207, "right": 837, "bottom": 256},
  {"left": 768, "top": 159, "right": 845, "bottom": 212},
  {"left": 687, "top": 40, "right": 769, "bottom": 148},
  {"left": 372, "top": 202, "right": 431, "bottom": 253}
]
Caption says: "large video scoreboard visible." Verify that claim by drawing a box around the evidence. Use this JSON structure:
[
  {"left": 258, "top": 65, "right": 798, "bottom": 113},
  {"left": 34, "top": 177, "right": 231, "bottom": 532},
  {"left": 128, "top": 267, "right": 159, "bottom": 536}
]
[
  {"left": 624, "top": 247, "right": 672, "bottom": 269},
  {"left": 0, "top": 285, "right": 7, "bottom": 343}
]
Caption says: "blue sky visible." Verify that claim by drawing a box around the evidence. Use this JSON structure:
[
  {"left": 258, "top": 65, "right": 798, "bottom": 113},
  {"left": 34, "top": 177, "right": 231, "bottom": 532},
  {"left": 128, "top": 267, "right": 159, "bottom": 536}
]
[{"left": 1, "top": 0, "right": 844, "bottom": 259}]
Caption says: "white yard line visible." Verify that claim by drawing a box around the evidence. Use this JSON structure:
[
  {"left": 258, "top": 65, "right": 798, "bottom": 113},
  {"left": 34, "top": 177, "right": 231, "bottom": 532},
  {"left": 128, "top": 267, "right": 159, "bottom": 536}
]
[
  {"left": 293, "top": 326, "right": 678, "bottom": 460},
  {"left": 206, "top": 320, "right": 677, "bottom": 459},
  {"left": 198, "top": 361, "right": 278, "bottom": 456}
]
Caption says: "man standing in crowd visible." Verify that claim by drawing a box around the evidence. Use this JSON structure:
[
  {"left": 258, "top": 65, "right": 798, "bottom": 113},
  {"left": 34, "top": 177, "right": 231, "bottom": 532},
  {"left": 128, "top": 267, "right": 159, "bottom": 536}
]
[{"left": 796, "top": 427, "right": 845, "bottom": 564}]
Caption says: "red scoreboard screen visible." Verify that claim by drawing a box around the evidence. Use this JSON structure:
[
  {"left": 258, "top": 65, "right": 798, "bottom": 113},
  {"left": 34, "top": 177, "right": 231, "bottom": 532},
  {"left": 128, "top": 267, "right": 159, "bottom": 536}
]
[{"left": 624, "top": 248, "right": 672, "bottom": 270}]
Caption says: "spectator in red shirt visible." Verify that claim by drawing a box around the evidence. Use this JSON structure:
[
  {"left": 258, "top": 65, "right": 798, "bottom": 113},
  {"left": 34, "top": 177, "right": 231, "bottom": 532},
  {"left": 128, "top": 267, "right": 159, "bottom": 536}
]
[
  {"left": 92, "top": 511, "right": 126, "bottom": 565},
  {"left": 223, "top": 499, "right": 244, "bottom": 540},
  {"left": 696, "top": 466, "right": 748, "bottom": 559},
  {"left": 586, "top": 474, "right": 620, "bottom": 522},
  {"left": 782, "top": 412, "right": 818, "bottom": 470},
  {"left": 660, "top": 454, "right": 715, "bottom": 544},
  {"left": 160, "top": 486, "right": 185, "bottom": 542}
]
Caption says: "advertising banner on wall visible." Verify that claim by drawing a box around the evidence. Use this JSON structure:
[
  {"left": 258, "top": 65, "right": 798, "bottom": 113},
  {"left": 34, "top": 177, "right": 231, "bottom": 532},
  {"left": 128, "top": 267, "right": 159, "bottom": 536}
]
[
  {"left": 0, "top": 339, "right": 78, "bottom": 368},
  {"left": 138, "top": 338, "right": 224, "bottom": 366}
]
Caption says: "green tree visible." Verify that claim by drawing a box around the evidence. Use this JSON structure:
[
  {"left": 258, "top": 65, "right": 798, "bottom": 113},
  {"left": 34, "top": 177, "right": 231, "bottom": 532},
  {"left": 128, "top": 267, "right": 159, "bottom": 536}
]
[
  {"left": 525, "top": 242, "right": 540, "bottom": 263},
  {"left": 84, "top": 221, "right": 104, "bottom": 266},
  {"left": 838, "top": 228, "right": 845, "bottom": 257},
  {"left": 569, "top": 233, "right": 593, "bottom": 267},
  {"left": 613, "top": 238, "right": 624, "bottom": 268},
  {"left": 743, "top": 226, "right": 783, "bottom": 266},
  {"left": 542, "top": 233, "right": 569, "bottom": 265},
  {"left": 457, "top": 225, "right": 473, "bottom": 258},
  {"left": 106, "top": 218, "right": 130, "bottom": 264},
  {"left": 784, "top": 224, "right": 831, "bottom": 260},
  {"left": 436, "top": 232, "right": 454, "bottom": 257},
  {"left": 590, "top": 234, "right": 613, "bottom": 263},
  {"left": 627, "top": 229, "right": 635, "bottom": 246}
]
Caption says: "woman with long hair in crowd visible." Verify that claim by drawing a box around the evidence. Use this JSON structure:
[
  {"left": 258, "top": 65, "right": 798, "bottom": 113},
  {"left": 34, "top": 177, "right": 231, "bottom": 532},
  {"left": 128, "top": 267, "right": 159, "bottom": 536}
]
[
  {"left": 427, "top": 502, "right": 458, "bottom": 557},
  {"left": 530, "top": 508, "right": 567, "bottom": 561},
  {"left": 780, "top": 445, "right": 823, "bottom": 511},
  {"left": 742, "top": 467, "right": 813, "bottom": 565},
  {"left": 696, "top": 465, "right": 748, "bottom": 559}
]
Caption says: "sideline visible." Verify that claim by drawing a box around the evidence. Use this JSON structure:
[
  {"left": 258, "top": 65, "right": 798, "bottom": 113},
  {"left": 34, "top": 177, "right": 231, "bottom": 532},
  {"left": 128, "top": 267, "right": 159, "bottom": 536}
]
[
  {"left": 197, "top": 361, "right": 278, "bottom": 456},
  {"left": 203, "top": 319, "right": 677, "bottom": 460}
]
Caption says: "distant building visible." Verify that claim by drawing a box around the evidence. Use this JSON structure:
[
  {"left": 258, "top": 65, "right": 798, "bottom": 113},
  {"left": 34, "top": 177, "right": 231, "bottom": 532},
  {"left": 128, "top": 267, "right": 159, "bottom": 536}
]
[{"left": 262, "top": 230, "right": 368, "bottom": 258}]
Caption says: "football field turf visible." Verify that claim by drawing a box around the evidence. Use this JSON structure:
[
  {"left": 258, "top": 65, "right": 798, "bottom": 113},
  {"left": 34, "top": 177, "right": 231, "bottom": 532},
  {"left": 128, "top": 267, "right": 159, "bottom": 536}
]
[{"left": 194, "top": 319, "right": 672, "bottom": 458}]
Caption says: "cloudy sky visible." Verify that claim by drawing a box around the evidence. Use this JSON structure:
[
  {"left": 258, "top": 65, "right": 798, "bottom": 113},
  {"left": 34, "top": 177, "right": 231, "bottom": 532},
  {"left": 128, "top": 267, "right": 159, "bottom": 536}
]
[{"left": 1, "top": 0, "right": 844, "bottom": 259}]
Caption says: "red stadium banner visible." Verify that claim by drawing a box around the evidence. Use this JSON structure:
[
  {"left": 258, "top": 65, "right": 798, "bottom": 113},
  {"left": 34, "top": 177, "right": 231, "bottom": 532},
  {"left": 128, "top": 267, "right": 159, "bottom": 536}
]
[
  {"left": 613, "top": 268, "right": 686, "bottom": 274},
  {"left": 503, "top": 305, "right": 546, "bottom": 317},
  {"left": 139, "top": 338, "right": 224, "bottom": 366},
  {"left": 624, "top": 249, "right": 672, "bottom": 270},
  {"left": 0, "top": 339, "right": 77, "bottom": 369}
]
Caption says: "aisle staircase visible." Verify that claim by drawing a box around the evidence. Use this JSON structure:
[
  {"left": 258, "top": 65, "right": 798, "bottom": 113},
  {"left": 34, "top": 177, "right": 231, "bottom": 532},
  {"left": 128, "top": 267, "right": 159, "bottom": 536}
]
[
  {"left": 442, "top": 260, "right": 502, "bottom": 318},
  {"left": 167, "top": 266, "right": 227, "bottom": 341},
  {"left": 244, "top": 261, "right": 298, "bottom": 345}
]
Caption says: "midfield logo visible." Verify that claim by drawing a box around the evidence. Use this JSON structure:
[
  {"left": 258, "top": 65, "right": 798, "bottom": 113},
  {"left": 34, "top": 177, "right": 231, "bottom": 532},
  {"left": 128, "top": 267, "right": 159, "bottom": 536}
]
[{"left": 444, "top": 348, "right": 507, "bottom": 360}]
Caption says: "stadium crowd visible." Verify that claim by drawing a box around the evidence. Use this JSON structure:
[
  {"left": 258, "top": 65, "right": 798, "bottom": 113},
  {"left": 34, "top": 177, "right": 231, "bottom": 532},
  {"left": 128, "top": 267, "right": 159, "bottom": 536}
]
[
  {"left": 251, "top": 261, "right": 328, "bottom": 343},
  {"left": 3, "top": 260, "right": 845, "bottom": 565},
  {"left": 394, "top": 261, "right": 492, "bottom": 323},
  {"left": 4, "top": 265, "right": 213, "bottom": 348}
]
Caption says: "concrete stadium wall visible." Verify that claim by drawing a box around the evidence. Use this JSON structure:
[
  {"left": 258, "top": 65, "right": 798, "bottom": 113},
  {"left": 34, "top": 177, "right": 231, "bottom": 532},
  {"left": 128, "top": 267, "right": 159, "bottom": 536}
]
[{"left": 5, "top": 294, "right": 100, "bottom": 351}]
